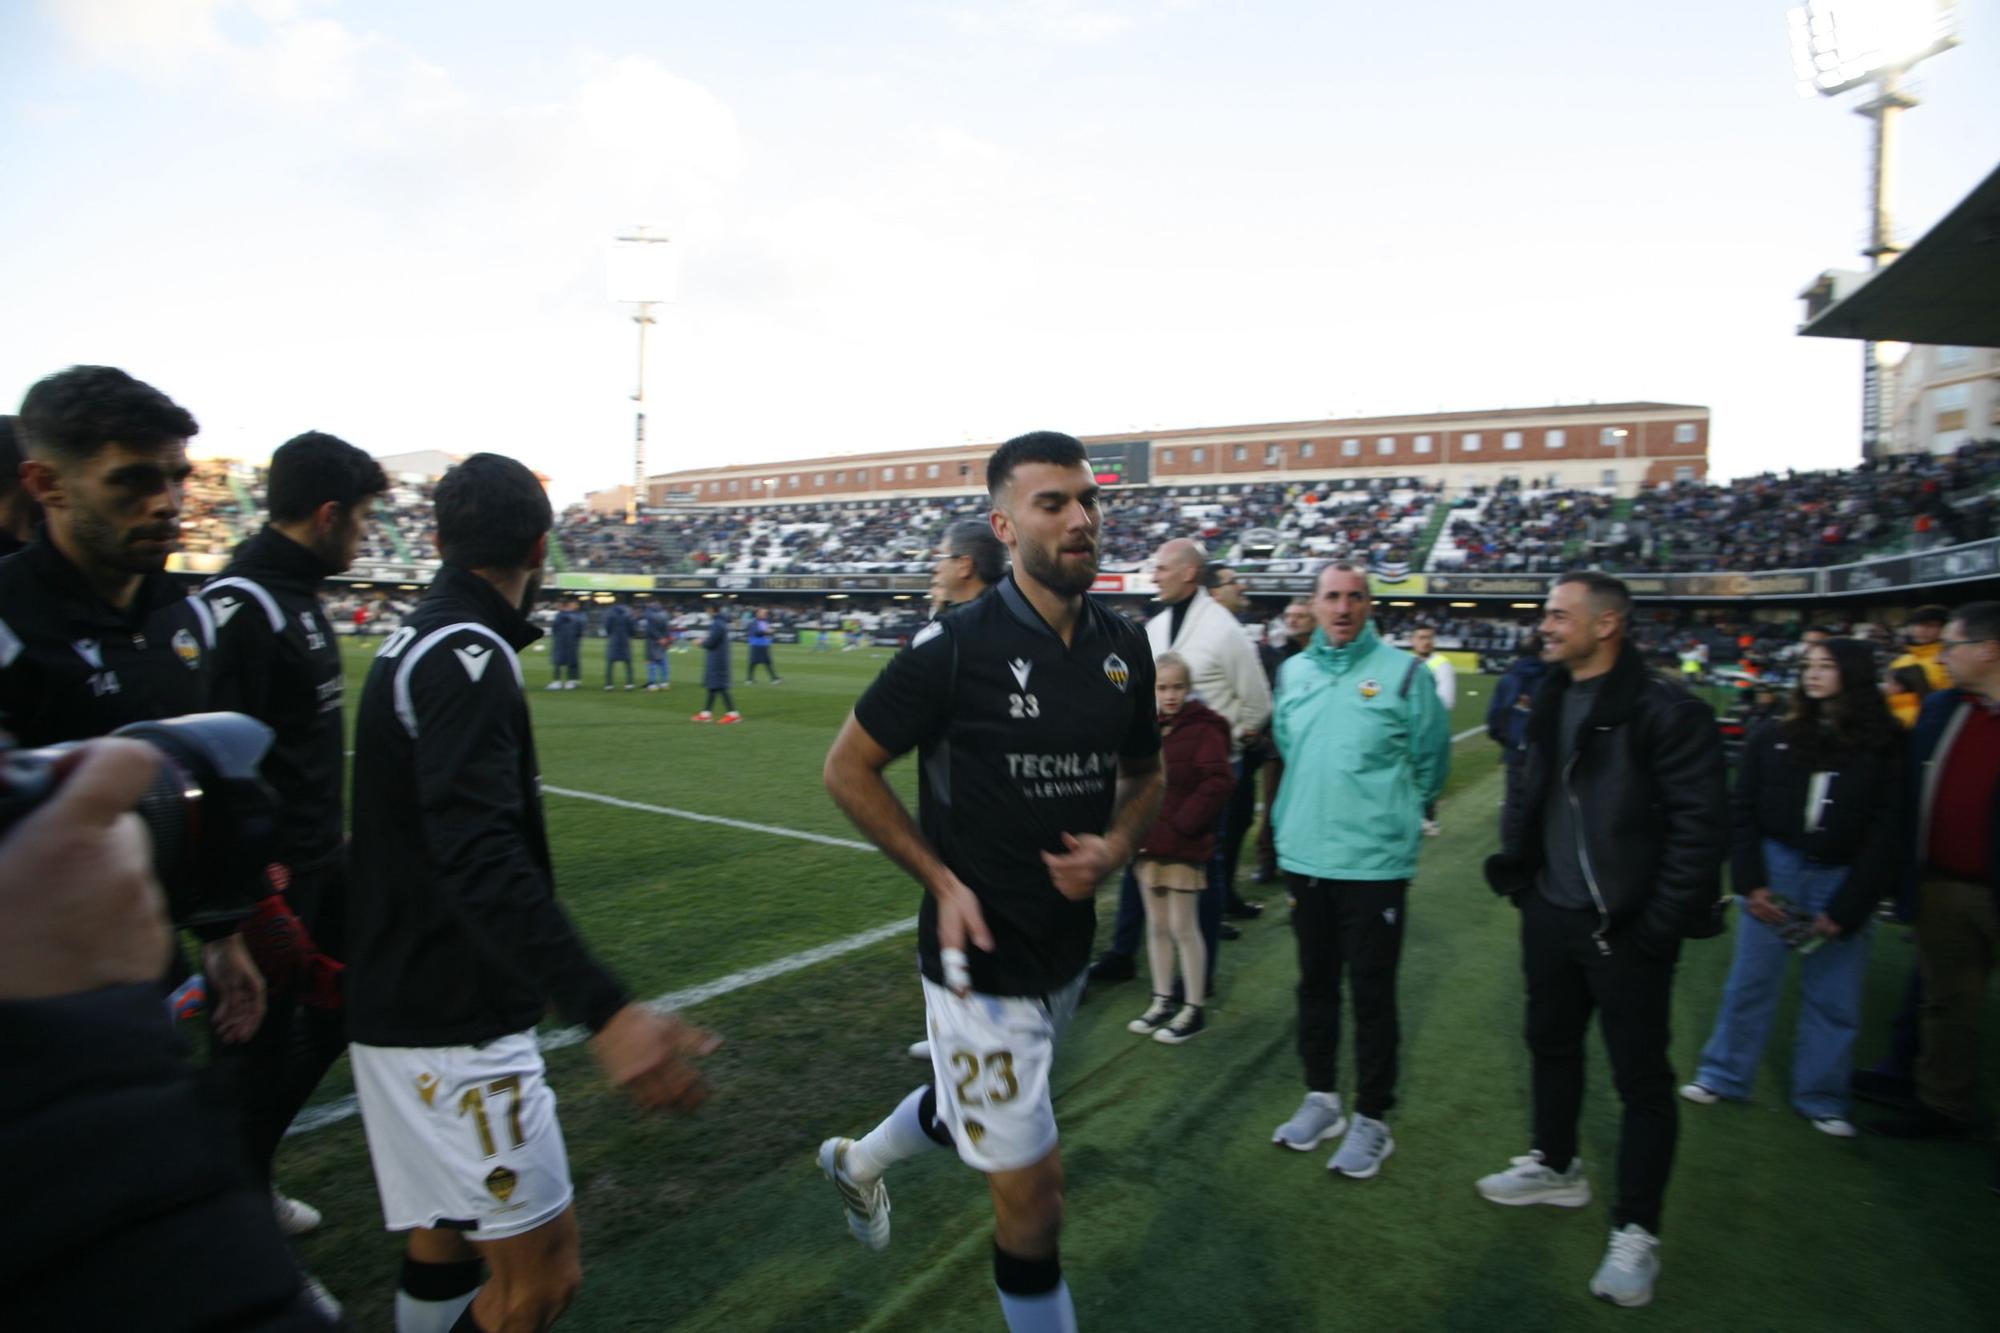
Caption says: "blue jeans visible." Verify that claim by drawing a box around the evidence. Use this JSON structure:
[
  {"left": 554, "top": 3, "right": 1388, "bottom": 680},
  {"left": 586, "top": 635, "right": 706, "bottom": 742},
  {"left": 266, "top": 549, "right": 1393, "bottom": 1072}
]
[
  {"left": 1111, "top": 760, "right": 1237, "bottom": 995},
  {"left": 1693, "top": 839, "right": 1872, "bottom": 1119},
  {"left": 646, "top": 658, "right": 668, "bottom": 685}
]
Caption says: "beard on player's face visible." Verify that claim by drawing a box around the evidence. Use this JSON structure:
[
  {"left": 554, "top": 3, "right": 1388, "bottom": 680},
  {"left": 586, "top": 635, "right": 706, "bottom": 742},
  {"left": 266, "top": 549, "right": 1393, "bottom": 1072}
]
[{"left": 1018, "top": 529, "right": 1098, "bottom": 597}]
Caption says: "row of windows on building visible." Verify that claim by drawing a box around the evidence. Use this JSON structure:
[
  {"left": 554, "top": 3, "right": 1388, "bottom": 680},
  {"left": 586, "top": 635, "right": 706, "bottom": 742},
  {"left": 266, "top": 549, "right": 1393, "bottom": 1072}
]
[
  {"left": 684, "top": 423, "right": 1703, "bottom": 496},
  {"left": 1162, "top": 423, "right": 1700, "bottom": 467}
]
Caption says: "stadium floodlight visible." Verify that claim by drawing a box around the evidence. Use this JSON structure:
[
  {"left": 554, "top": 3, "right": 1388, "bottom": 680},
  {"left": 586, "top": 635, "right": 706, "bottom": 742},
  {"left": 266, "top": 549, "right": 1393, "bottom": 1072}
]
[
  {"left": 1785, "top": 1, "right": 1959, "bottom": 458},
  {"left": 1789, "top": 0, "right": 1958, "bottom": 97},
  {"left": 609, "top": 227, "right": 679, "bottom": 524}
]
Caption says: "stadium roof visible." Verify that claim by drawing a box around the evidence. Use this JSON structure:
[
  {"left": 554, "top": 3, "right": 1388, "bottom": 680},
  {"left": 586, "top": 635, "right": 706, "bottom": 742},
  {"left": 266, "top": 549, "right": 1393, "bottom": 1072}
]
[{"left": 1799, "top": 161, "right": 2000, "bottom": 349}]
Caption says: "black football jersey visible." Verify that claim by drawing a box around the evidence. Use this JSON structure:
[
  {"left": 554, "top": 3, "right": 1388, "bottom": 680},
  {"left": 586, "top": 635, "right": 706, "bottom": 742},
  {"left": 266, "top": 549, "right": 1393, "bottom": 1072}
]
[{"left": 853, "top": 574, "right": 1159, "bottom": 996}]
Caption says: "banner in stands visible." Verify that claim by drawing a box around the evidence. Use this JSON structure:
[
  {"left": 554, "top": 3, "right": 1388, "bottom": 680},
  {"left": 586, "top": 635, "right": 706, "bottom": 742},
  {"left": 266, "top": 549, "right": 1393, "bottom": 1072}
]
[{"left": 554, "top": 572, "right": 657, "bottom": 592}]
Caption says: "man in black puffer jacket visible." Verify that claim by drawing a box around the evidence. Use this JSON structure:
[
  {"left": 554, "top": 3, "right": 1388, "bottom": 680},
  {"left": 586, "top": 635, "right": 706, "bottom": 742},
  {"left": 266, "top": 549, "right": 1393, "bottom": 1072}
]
[{"left": 1475, "top": 571, "right": 1728, "bottom": 1310}]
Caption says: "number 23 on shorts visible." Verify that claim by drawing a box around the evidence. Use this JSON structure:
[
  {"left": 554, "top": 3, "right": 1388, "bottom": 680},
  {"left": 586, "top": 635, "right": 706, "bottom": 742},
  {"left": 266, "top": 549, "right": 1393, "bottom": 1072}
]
[{"left": 948, "top": 1049, "right": 1020, "bottom": 1106}]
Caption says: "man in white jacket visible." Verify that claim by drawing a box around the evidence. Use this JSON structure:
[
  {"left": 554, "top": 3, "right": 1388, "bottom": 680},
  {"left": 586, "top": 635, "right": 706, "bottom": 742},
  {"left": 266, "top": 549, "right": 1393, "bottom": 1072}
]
[{"left": 1091, "top": 538, "right": 1272, "bottom": 997}]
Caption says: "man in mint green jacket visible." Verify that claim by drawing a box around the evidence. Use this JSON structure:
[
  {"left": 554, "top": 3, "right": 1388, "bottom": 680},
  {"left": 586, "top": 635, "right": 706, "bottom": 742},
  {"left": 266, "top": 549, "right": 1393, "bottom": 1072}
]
[{"left": 1267, "top": 561, "right": 1451, "bottom": 1181}]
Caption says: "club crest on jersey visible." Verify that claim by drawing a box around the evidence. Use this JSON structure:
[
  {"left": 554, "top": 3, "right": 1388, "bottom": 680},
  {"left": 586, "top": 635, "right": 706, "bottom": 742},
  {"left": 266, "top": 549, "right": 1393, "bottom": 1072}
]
[
  {"left": 1102, "top": 653, "right": 1130, "bottom": 691},
  {"left": 1358, "top": 678, "right": 1381, "bottom": 699},
  {"left": 172, "top": 628, "right": 201, "bottom": 668}
]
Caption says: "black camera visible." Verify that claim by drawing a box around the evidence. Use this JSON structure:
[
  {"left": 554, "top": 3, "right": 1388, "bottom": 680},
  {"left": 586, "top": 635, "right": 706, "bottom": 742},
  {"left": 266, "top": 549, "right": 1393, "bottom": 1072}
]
[{"left": 0, "top": 713, "right": 282, "bottom": 933}]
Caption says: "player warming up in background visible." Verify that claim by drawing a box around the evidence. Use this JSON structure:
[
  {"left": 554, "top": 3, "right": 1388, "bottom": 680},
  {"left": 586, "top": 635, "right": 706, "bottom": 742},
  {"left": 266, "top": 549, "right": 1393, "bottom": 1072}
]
[{"left": 817, "top": 431, "right": 1164, "bottom": 1333}]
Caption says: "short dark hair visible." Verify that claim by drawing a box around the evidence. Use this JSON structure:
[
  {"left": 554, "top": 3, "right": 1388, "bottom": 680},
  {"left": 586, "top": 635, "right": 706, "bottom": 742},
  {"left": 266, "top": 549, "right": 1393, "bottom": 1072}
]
[
  {"left": 1910, "top": 604, "right": 1950, "bottom": 626},
  {"left": 16, "top": 366, "right": 198, "bottom": 463},
  {"left": 1951, "top": 600, "right": 2000, "bottom": 644},
  {"left": 433, "top": 453, "right": 551, "bottom": 570},
  {"left": 266, "top": 431, "right": 389, "bottom": 523},
  {"left": 986, "top": 430, "right": 1088, "bottom": 499},
  {"left": 942, "top": 518, "right": 1007, "bottom": 585},
  {"left": 1553, "top": 570, "right": 1632, "bottom": 621}
]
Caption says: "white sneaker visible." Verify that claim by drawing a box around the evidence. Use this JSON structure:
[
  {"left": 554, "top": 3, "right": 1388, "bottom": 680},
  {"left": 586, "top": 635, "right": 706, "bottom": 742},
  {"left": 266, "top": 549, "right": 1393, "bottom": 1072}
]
[
  {"left": 301, "top": 1274, "right": 343, "bottom": 1322},
  {"left": 272, "top": 1189, "right": 322, "bottom": 1236},
  {"left": 565, "top": 680, "right": 580, "bottom": 690},
  {"left": 1422, "top": 819, "right": 1442, "bottom": 838},
  {"left": 543, "top": 681, "right": 564, "bottom": 691},
  {"left": 1678, "top": 1082, "right": 1721, "bottom": 1105},
  {"left": 906, "top": 1039, "right": 932, "bottom": 1062},
  {"left": 1810, "top": 1115, "right": 1857, "bottom": 1138},
  {"left": 1328, "top": 1114, "right": 1394, "bottom": 1179},
  {"left": 1474, "top": 1151, "right": 1592, "bottom": 1207},
  {"left": 1272, "top": 1092, "right": 1348, "bottom": 1151},
  {"left": 818, "top": 1137, "right": 890, "bottom": 1251},
  {"left": 1589, "top": 1224, "right": 1661, "bottom": 1308}
]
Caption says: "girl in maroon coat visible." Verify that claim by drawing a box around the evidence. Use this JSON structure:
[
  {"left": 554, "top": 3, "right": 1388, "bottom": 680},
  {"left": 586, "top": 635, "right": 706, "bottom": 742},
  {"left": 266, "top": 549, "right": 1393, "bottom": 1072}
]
[{"left": 1130, "top": 652, "right": 1236, "bottom": 1044}]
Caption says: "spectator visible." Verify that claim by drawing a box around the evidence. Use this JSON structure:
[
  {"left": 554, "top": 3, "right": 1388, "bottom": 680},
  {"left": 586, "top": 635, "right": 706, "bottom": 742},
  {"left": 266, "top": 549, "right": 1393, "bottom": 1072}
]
[
  {"left": 1126, "top": 651, "right": 1235, "bottom": 1045},
  {"left": 1871, "top": 601, "right": 2000, "bottom": 1147},
  {"left": 1680, "top": 638, "right": 1902, "bottom": 1138},
  {"left": 1885, "top": 663, "right": 1933, "bottom": 728},
  {"left": 1255, "top": 599, "right": 1316, "bottom": 884},
  {"left": 1486, "top": 636, "right": 1549, "bottom": 807},
  {"left": 1888, "top": 605, "right": 1951, "bottom": 727},
  {"left": 1476, "top": 571, "right": 1728, "bottom": 1309}
]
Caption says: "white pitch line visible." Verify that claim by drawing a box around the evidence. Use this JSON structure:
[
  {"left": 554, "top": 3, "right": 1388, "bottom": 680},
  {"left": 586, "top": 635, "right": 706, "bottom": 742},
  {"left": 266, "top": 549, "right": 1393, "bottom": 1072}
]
[
  {"left": 286, "top": 915, "right": 919, "bottom": 1138},
  {"left": 295, "top": 728, "right": 1499, "bottom": 1137},
  {"left": 542, "top": 786, "right": 877, "bottom": 851}
]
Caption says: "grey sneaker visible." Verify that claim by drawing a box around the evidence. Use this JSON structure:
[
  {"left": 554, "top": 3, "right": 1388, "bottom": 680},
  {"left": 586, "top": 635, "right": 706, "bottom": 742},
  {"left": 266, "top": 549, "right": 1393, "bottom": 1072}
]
[
  {"left": 1272, "top": 1092, "right": 1348, "bottom": 1151},
  {"left": 817, "top": 1137, "right": 890, "bottom": 1251},
  {"left": 1475, "top": 1151, "right": 1592, "bottom": 1207},
  {"left": 1328, "top": 1114, "right": 1394, "bottom": 1179},
  {"left": 1589, "top": 1224, "right": 1660, "bottom": 1307}
]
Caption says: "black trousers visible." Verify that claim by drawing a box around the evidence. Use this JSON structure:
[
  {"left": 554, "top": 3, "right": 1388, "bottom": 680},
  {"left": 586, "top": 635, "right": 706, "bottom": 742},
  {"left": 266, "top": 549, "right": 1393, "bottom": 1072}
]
[
  {"left": 1220, "top": 759, "right": 1258, "bottom": 900},
  {"left": 1290, "top": 874, "right": 1407, "bottom": 1120},
  {"left": 1520, "top": 892, "right": 1680, "bottom": 1234},
  {"left": 225, "top": 862, "right": 349, "bottom": 1185}
]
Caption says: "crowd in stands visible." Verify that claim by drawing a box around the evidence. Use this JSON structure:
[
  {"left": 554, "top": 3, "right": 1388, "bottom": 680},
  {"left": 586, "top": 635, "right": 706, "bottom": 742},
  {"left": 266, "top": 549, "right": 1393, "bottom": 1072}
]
[
  {"left": 1431, "top": 444, "right": 2000, "bottom": 576},
  {"left": 171, "top": 440, "right": 2000, "bottom": 579}
]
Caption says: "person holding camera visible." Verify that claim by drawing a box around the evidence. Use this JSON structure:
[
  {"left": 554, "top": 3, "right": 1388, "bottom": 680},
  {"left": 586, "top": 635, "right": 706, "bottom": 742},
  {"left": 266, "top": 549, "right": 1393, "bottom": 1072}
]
[
  {"left": 1680, "top": 638, "right": 1902, "bottom": 1138},
  {"left": 0, "top": 738, "right": 336, "bottom": 1330},
  {"left": 200, "top": 431, "right": 390, "bottom": 1234},
  {"left": 0, "top": 365, "right": 264, "bottom": 1042}
]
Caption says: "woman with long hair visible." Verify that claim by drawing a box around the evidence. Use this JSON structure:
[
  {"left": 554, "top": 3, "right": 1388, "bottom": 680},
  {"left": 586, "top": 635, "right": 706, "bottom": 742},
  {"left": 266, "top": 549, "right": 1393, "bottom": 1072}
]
[
  {"left": 1680, "top": 637, "right": 1902, "bottom": 1137},
  {"left": 1885, "top": 662, "right": 1933, "bottom": 729}
]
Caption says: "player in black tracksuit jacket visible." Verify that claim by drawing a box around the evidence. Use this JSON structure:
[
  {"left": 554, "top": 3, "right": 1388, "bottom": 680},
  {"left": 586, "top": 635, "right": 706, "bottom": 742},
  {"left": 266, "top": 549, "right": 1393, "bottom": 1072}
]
[
  {"left": 0, "top": 366, "right": 329, "bottom": 1330},
  {"left": 343, "top": 454, "right": 714, "bottom": 1331},
  {"left": 200, "top": 430, "right": 389, "bottom": 1197}
]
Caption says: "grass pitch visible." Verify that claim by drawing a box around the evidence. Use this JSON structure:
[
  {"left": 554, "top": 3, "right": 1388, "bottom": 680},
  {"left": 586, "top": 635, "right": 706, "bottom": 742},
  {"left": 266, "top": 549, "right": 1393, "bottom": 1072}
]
[{"left": 264, "top": 636, "right": 2000, "bottom": 1331}]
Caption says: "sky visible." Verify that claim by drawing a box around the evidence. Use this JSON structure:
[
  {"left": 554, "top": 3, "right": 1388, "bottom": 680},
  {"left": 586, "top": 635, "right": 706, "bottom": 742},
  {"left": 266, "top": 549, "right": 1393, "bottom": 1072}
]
[{"left": 3, "top": 0, "right": 1996, "bottom": 503}]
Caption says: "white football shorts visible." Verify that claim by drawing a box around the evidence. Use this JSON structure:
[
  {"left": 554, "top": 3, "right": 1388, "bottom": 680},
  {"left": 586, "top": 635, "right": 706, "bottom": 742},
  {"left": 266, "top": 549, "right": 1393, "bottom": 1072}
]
[
  {"left": 349, "top": 1030, "right": 573, "bottom": 1240},
  {"left": 921, "top": 970, "right": 1086, "bottom": 1174}
]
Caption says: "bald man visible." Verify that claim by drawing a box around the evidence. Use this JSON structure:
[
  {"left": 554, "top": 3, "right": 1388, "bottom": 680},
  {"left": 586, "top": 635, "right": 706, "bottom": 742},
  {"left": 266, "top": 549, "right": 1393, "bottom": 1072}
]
[{"left": 1091, "top": 538, "right": 1271, "bottom": 996}]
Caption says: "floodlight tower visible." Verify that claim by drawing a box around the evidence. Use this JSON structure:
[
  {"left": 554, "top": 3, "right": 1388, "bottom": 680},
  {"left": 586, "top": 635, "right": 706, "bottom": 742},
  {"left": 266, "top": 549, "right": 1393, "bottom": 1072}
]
[
  {"left": 1788, "top": 0, "right": 1959, "bottom": 458},
  {"left": 608, "top": 227, "right": 679, "bottom": 523}
]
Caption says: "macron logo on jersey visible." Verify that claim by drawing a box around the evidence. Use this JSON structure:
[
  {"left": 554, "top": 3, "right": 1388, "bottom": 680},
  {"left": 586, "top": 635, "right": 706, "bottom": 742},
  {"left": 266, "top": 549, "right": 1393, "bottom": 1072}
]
[
  {"left": 1009, "top": 657, "right": 1032, "bottom": 691},
  {"left": 73, "top": 639, "right": 104, "bottom": 670},
  {"left": 453, "top": 642, "right": 495, "bottom": 682},
  {"left": 212, "top": 596, "right": 243, "bottom": 628},
  {"left": 912, "top": 621, "right": 944, "bottom": 649}
]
